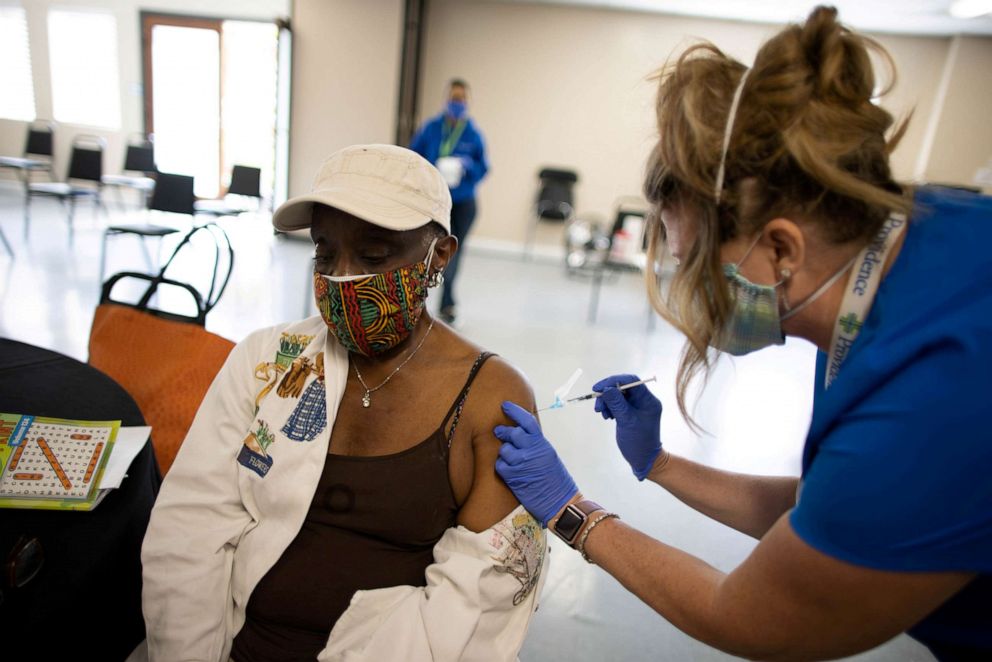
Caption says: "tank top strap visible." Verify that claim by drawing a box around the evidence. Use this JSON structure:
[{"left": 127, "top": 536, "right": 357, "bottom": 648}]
[{"left": 442, "top": 352, "right": 495, "bottom": 448}]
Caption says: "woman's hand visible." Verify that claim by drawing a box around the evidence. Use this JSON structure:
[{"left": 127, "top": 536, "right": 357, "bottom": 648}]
[
  {"left": 593, "top": 374, "right": 663, "bottom": 481},
  {"left": 494, "top": 401, "right": 578, "bottom": 527}
]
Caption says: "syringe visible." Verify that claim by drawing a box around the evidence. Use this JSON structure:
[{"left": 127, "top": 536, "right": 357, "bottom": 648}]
[{"left": 538, "top": 376, "right": 657, "bottom": 411}]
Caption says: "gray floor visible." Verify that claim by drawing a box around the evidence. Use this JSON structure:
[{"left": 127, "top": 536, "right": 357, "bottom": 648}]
[{"left": 0, "top": 182, "right": 933, "bottom": 661}]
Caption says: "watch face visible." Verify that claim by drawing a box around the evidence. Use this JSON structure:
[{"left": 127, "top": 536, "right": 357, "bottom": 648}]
[{"left": 555, "top": 506, "right": 584, "bottom": 543}]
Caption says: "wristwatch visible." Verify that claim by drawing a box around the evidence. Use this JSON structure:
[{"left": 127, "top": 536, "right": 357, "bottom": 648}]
[{"left": 551, "top": 500, "right": 603, "bottom": 546}]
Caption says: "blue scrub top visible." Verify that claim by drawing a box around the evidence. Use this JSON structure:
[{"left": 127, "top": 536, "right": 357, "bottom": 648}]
[
  {"left": 409, "top": 113, "right": 489, "bottom": 204},
  {"left": 790, "top": 187, "right": 992, "bottom": 659}
]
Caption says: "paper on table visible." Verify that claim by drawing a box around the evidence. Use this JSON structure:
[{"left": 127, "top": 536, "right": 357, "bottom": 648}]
[{"left": 99, "top": 426, "right": 151, "bottom": 489}]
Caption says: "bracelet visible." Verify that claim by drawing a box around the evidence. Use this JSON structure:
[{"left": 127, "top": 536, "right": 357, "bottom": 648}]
[
  {"left": 575, "top": 511, "right": 620, "bottom": 564},
  {"left": 651, "top": 449, "right": 672, "bottom": 478}
]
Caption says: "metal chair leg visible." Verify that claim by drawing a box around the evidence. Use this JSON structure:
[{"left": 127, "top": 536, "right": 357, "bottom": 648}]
[
  {"left": 588, "top": 265, "right": 605, "bottom": 323},
  {"left": 98, "top": 229, "right": 112, "bottom": 282},
  {"left": 96, "top": 191, "right": 110, "bottom": 221},
  {"left": 67, "top": 196, "right": 76, "bottom": 246},
  {"left": 23, "top": 192, "right": 31, "bottom": 239},
  {"left": 523, "top": 209, "right": 539, "bottom": 262},
  {"left": 0, "top": 225, "right": 13, "bottom": 257},
  {"left": 138, "top": 236, "right": 154, "bottom": 271}
]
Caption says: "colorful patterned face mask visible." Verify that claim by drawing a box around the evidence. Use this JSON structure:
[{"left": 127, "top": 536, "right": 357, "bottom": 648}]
[{"left": 314, "top": 239, "right": 437, "bottom": 357}]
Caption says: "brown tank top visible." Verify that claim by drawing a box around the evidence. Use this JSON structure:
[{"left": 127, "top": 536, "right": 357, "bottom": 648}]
[{"left": 230, "top": 353, "right": 493, "bottom": 662}]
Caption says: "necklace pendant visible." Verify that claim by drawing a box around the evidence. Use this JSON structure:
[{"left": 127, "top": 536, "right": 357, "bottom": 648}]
[{"left": 362, "top": 391, "right": 371, "bottom": 408}]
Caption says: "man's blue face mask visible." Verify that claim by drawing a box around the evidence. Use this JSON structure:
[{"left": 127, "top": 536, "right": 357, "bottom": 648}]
[{"left": 446, "top": 100, "right": 467, "bottom": 120}]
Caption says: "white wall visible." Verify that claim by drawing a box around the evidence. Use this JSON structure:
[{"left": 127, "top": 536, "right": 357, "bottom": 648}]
[
  {"left": 4, "top": 0, "right": 986, "bottom": 225},
  {"left": 418, "top": 0, "right": 961, "bottom": 246},
  {"left": 287, "top": 0, "right": 404, "bottom": 197},
  {"left": 0, "top": 0, "right": 287, "bottom": 183},
  {"left": 920, "top": 35, "right": 992, "bottom": 187}
]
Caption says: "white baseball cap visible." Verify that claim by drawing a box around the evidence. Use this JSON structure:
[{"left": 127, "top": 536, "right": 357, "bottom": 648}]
[{"left": 272, "top": 144, "right": 451, "bottom": 234}]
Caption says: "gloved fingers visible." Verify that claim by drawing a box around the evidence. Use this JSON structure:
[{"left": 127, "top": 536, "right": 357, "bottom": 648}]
[
  {"left": 592, "top": 374, "right": 641, "bottom": 393},
  {"left": 600, "top": 387, "right": 631, "bottom": 418},
  {"left": 501, "top": 401, "right": 541, "bottom": 436},
  {"left": 623, "top": 384, "right": 662, "bottom": 412},
  {"left": 595, "top": 396, "right": 615, "bottom": 420},
  {"left": 497, "top": 441, "right": 526, "bottom": 466},
  {"left": 493, "top": 425, "right": 513, "bottom": 443},
  {"left": 495, "top": 457, "right": 511, "bottom": 480},
  {"left": 494, "top": 424, "right": 535, "bottom": 450}
]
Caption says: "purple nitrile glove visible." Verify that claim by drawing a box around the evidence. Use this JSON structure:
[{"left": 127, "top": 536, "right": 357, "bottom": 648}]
[
  {"left": 494, "top": 401, "right": 579, "bottom": 527},
  {"left": 592, "top": 374, "right": 663, "bottom": 481}
]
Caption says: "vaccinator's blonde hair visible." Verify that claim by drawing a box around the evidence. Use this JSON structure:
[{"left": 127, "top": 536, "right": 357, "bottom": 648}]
[{"left": 644, "top": 5, "right": 911, "bottom": 426}]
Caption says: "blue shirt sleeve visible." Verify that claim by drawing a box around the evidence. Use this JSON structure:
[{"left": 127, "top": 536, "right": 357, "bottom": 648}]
[
  {"left": 791, "top": 335, "right": 992, "bottom": 573},
  {"left": 460, "top": 128, "right": 488, "bottom": 189}
]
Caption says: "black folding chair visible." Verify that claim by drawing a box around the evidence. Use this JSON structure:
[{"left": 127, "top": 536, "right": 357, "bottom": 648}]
[
  {"left": 99, "top": 172, "right": 195, "bottom": 282},
  {"left": 25, "top": 134, "right": 106, "bottom": 245},
  {"left": 524, "top": 167, "right": 579, "bottom": 258},
  {"left": 194, "top": 164, "right": 263, "bottom": 217},
  {"left": 0, "top": 121, "right": 55, "bottom": 196},
  {"left": 102, "top": 137, "right": 157, "bottom": 209}
]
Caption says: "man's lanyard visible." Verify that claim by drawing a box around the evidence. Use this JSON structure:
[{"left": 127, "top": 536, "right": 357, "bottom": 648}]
[
  {"left": 824, "top": 213, "right": 907, "bottom": 389},
  {"left": 440, "top": 120, "right": 467, "bottom": 158}
]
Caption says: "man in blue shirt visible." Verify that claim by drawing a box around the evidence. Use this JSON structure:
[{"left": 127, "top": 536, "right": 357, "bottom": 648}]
[{"left": 410, "top": 79, "right": 489, "bottom": 325}]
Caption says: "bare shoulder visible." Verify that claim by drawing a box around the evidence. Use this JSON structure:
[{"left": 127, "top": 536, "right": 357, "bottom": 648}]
[
  {"left": 447, "top": 346, "right": 536, "bottom": 532},
  {"left": 474, "top": 355, "right": 536, "bottom": 414},
  {"left": 435, "top": 323, "right": 536, "bottom": 412}
]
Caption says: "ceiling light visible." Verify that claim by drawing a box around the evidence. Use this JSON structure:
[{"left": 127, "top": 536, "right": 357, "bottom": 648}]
[{"left": 949, "top": 0, "right": 992, "bottom": 18}]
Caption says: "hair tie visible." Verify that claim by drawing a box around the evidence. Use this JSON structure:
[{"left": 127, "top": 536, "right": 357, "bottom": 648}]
[{"left": 714, "top": 68, "right": 751, "bottom": 204}]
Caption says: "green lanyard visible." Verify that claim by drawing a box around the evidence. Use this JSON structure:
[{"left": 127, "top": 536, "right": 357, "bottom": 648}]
[{"left": 440, "top": 120, "right": 467, "bottom": 158}]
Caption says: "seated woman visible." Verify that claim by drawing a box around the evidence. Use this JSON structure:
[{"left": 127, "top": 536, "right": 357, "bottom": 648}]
[{"left": 141, "top": 145, "right": 547, "bottom": 662}]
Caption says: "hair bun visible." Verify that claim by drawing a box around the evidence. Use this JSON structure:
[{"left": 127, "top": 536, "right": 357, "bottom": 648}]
[{"left": 798, "top": 5, "right": 875, "bottom": 103}]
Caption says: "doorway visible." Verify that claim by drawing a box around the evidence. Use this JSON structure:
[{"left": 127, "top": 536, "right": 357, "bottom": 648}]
[{"left": 141, "top": 13, "right": 282, "bottom": 202}]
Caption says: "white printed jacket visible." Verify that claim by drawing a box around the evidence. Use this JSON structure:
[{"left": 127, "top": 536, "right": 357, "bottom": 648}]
[{"left": 141, "top": 317, "right": 548, "bottom": 662}]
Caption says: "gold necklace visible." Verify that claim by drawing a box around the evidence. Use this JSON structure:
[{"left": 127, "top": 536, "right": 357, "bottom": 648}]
[{"left": 352, "top": 319, "right": 435, "bottom": 408}]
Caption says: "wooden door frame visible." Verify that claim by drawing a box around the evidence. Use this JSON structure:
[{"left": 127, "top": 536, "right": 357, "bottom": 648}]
[
  {"left": 140, "top": 11, "right": 285, "bottom": 199},
  {"left": 140, "top": 13, "right": 222, "bottom": 138}
]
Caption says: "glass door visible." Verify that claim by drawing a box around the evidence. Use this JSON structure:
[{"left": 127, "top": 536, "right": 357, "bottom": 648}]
[
  {"left": 146, "top": 18, "right": 221, "bottom": 198},
  {"left": 142, "top": 13, "right": 280, "bottom": 202}
]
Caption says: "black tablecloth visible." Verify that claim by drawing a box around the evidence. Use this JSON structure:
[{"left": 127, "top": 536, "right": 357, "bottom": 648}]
[{"left": 0, "top": 338, "right": 161, "bottom": 661}]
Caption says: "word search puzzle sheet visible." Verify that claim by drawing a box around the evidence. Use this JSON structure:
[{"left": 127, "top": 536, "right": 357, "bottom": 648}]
[{"left": 0, "top": 413, "right": 120, "bottom": 510}]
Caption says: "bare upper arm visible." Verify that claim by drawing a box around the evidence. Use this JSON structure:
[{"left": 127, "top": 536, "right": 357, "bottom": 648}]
[
  {"left": 711, "top": 515, "right": 975, "bottom": 660},
  {"left": 455, "top": 357, "right": 534, "bottom": 533}
]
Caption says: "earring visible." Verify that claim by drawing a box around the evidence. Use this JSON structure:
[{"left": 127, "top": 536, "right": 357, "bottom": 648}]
[
  {"left": 428, "top": 270, "right": 444, "bottom": 288},
  {"left": 780, "top": 268, "right": 792, "bottom": 280}
]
